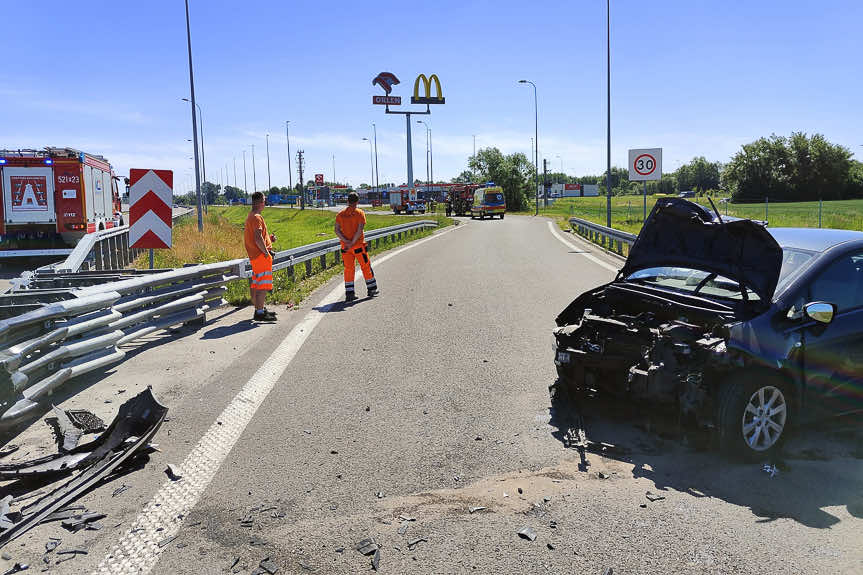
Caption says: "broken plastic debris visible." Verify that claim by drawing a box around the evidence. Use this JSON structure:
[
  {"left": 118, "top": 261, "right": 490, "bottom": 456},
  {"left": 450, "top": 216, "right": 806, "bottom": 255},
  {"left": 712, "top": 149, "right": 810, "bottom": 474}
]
[
  {"left": 165, "top": 464, "right": 182, "bottom": 481},
  {"left": 598, "top": 471, "right": 610, "bottom": 479},
  {"left": 547, "top": 543, "right": 555, "bottom": 550},
  {"left": 397, "top": 525, "right": 408, "bottom": 535},
  {"left": 762, "top": 463, "right": 778, "bottom": 478},
  {"left": 376, "top": 492, "right": 385, "bottom": 499},
  {"left": 371, "top": 548, "right": 380, "bottom": 571},
  {"left": 407, "top": 537, "right": 427, "bottom": 550},
  {"left": 156, "top": 535, "right": 179, "bottom": 548},
  {"left": 645, "top": 491, "right": 665, "bottom": 502},
  {"left": 517, "top": 527, "right": 537, "bottom": 541},
  {"left": 468, "top": 506, "right": 486, "bottom": 514},
  {"left": 398, "top": 515, "right": 415, "bottom": 522},
  {"left": 355, "top": 538, "right": 379, "bottom": 556},
  {"left": 258, "top": 557, "right": 279, "bottom": 574},
  {"left": 111, "top": 484, "right": 130, "bottom": 498}
]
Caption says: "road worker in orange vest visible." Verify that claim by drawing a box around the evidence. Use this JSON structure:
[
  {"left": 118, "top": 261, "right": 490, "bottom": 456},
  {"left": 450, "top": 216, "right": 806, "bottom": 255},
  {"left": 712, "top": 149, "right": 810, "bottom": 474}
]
[
  {"left": 244, "top": 191, "right": 277, "bottom": 321},
  {"left": 334, "top": 192, "right": 378, "bottom": 302}
]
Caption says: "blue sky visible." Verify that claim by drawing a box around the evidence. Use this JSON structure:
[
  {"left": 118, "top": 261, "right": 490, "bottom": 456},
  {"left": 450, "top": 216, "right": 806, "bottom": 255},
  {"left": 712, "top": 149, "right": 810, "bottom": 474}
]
[{"left": 1, "top": 0, "right": 861, "bottom": 194}]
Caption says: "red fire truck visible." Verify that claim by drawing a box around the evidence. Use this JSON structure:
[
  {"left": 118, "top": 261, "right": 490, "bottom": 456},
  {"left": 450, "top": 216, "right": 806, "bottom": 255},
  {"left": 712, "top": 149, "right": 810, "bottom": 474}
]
[{"left": 0, "top": 148, "right": 123, "bottom": 255}]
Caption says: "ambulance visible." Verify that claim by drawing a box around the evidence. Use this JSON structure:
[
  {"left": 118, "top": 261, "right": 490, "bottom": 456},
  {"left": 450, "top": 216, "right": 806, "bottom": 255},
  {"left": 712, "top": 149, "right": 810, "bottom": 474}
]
[
  {"left": 470, "top": 185, "right": 506, "bottom": 220},
  {"left": 0, "top": 148, "right": 123, "bottom": 255}
]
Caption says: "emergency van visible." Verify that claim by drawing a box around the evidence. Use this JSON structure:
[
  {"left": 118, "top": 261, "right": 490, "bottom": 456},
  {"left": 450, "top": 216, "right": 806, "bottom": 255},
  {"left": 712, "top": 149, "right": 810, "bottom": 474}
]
[
  {"left": 470, "top": 185, "right": 506, "bottom": 220},
  {"left": 0, "top": 148, "right": 123, "bottom": 254}
]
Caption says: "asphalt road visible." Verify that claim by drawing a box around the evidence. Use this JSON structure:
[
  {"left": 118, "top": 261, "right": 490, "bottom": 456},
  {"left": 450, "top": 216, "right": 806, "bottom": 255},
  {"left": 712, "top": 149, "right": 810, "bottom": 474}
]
[{"left": 0, "top": 216, "right": 860, "bottom": 574}]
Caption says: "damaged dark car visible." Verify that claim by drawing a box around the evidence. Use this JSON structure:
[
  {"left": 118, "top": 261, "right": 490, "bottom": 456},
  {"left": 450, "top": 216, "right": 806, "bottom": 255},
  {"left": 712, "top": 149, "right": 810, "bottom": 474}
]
[{"left": 554, "top": 198, "right": 863, "bottom": 458}]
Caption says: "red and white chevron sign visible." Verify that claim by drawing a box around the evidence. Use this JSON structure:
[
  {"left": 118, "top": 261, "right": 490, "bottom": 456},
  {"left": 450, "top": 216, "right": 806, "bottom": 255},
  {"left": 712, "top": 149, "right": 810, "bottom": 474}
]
[{"left": 129, "top": 169, "right": 173, "bottom": 249}]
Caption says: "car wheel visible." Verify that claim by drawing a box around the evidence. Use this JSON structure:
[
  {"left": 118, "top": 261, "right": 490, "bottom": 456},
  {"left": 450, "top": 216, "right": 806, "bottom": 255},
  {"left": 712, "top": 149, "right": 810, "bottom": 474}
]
[
  {"left": 500, "top": 214, "right": 505, "bottom": 220},
  {"left": 718, "top": 377, "right": 790, "bottom": 460}
]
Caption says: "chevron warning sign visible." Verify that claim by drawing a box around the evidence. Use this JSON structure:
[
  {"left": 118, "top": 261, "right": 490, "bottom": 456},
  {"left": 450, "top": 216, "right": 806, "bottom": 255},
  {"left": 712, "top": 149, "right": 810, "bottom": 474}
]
[{"left": 129, "top": 169, "right": 173, "bottom": 249}]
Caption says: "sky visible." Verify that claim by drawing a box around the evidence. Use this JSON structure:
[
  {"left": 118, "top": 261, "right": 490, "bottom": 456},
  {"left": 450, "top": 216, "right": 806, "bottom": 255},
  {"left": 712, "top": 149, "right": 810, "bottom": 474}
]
[{"left": 1, "top": 0, "right": 861, "bottom": 194}]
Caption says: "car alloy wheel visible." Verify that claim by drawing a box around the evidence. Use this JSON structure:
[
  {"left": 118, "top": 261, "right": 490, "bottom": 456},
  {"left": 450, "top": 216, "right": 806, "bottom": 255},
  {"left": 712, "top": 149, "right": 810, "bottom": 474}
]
[{"left": 741, "top": 385, "right": 787, "bottom": 451}]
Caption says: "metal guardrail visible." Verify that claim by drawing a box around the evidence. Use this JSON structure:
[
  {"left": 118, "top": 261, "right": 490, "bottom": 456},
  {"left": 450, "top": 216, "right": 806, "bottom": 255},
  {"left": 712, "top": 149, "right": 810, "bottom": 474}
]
[
  {"left": 0, "top": 219, "right": 439, "bottom": 428},
  {"left": 568, "top": 216, "right": 637, "bottom": 257}
]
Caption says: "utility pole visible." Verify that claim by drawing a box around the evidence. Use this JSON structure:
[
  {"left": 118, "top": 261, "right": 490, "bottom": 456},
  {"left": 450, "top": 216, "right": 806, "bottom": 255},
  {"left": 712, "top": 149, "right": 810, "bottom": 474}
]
[
  {"left": 252, "top": 144, "right": 257, "bottom": 194},
  {"left": 266, "top": 134, "right": 271, "bottom": 192},
  {"left": 297, "top": 150, "right": 305, "bottom": 210},
  {"left": 543, "top": 158, "right": 549, "bottom": 208},
  {"left": 233, "top": 157, "right": 237, "bottom": 189},
  {"left": 332, "top": 154, "right": 336, "bottom": 185},
  {"left": 286, "top": 121, "right": 292, "bottom": 192},
  {"left": 606, "top": 0, "right": 612, "bottom": 227},
  {"left": 184, "top": 0, "right": 203, "bottom": 232}
]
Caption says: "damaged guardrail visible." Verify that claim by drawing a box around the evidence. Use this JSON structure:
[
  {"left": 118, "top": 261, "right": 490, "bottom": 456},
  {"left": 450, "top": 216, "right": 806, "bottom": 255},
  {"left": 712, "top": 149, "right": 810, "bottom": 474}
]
[
  {"left": 568, "top": 216, "right": 637, "bottom": 257},
  {"left": 0, "top": 220, "right": 439, "bottom": 428}
]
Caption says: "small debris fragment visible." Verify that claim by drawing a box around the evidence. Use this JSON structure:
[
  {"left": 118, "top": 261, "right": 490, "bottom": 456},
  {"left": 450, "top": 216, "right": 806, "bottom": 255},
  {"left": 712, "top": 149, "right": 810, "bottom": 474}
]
[
  {"left": 602, "top": 568, "right": 614, "bottom": 575},
  {"left": 517, "top": 487, "right": 523, "bottom": 495},
  {"left": 157, "top": 535, "right": 179, "bottom": 548},
  {"left": 258, "top": 557, "right": 279, "bottom": 574},
  {"left": 598, "top": 471, "right": 610, "bottom": 479},
  {"left": 249, "top": 536, "right": 267, "bottom": 546},
  {"left": 376, "top": 492, "right": 385, "bottom": 499},
  {"left": 2, "top": 563, "right": 28, "bottom": 574},
  {"left": 639, "top": 503, "right": 647, "bottom": 508},
  {"left": 165, "top": 464, "right": 182, "bottom": 481},
  {"left": 335, "top": 547, "right": 345, "bottom": 553},
  {"left": 229, "top": 557, "right": 239, "bottom": 571},
  {"left": 397, "top": 525, "right": 408, "bottom": 535},
  {"left": 645, "top": 491, "right": 665, "bottom": 502},
  {"left": 355, "top": 538, "right": 379, "bottom": 556},
  {"left": 111, "top": 484, "right": 130, "bottom": 498},
  {"left": 762, "top": 463, "right": 778, "bottom": 478},
  {"left": 66, "top": 410, "right": 105, "bottom": 433},
  {"left": 0, "top": 445, "right": 20, "bottom": 459},
  {"left": 61, "top": 513, "right": 105, "bottom": 533},
  {"left": 547, "top": 543, "right": 555, "bottom": 550},
  {"left": 475, "top": 436, "right": 482, "bottom": 441},
  {"left": 407, "top": 537, "right": 427, "bottom": 550},
  {"left": 502, "top": 492, "right": 508, "bottom": 498},
  {"left": 365, "top": 406, "right": 370, "bottom": 412},
  {"left": 468, "top": 506, "right": 486, "bottom": 514},
  {"left": 0, "top": 552, "right": 10, "bottom": 560},
  {"left": 371, "top": 548, "right": 381, "bottom": 571},
  {"left": 517, "top": 527, "right": 537, "bottom": 541},
  {"left": 302, "top": 430, "right": 312, "bottom": 435},
  {"left": 549, "top": 521, "right": 557, "bottom": 529},
  {"left": 330, "top": 450, "right": 338, "bottom": 455},
  {"left": 543, "top": 496, "right": 551, "bottom": 502},
  {"left": 398, "top": 515, "right": 415, "bottom": 522},
  {"left": 56, "top": 549, "right": 87, "bottom": 556}
]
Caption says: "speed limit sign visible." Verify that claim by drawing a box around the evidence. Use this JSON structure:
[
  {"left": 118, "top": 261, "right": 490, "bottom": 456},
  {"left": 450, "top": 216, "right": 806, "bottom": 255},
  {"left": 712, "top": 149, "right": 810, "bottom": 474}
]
[{"left": 628, "top": 148, "right": 662, "bottom": 181}]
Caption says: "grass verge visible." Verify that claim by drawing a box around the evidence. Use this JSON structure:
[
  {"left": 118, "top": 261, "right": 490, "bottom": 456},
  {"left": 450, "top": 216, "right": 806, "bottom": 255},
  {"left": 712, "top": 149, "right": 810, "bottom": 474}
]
[{"left": 134, "top": 209, "right": 452, "bottom": 308}]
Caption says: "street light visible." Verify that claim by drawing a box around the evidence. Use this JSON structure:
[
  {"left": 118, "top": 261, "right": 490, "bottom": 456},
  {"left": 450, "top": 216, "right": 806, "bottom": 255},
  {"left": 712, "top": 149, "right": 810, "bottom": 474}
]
[
  {"left": 606, "top": 0, "right": 612, "bottom": 227},
  {"left": 183, "top": 0, "right": 203, "bottom": 231},
  {"left": 181, "top": 97, "right": 206, "bottom": 214},
  {"left": 417, "top": 120, "right": 433, "bottom": 200},
  {"left": 372, "top": 123, "right": 380, "bottom": 199},
  {"left": 266, "top": 133, "right": 272, "bottom": 192},
  {"left": 251, "top": 144, "right": 257, "bottom": 194},
  {"left": 519, "top": 79, "right": 539, "bottom": 216},
  {"left": 362, "top": 138, "right": 374, "bottom": 200}
]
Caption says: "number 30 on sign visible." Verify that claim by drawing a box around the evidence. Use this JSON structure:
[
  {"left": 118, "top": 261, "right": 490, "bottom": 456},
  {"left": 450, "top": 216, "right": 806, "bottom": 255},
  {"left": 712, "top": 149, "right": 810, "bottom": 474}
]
[{"left": 628, "top": 148, "right": 662, "bottom": 181}]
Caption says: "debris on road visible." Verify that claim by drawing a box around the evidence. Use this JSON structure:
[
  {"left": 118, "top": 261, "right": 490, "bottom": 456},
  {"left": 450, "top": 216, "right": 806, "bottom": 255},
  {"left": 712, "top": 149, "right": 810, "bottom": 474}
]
[
  {"left": 376, "top": 492, "right": 385, "bottom": 499},
  {"left": 762, "top": 463, "right": 778, "bottom": 478},
  {"left": 156, "top": 534, "right": 179, "bottom": 548},
  {"left": 229, "top": 556, "right": 239, "bottom": 571},
  {"left": 397, "top": 524, "right": 408, "bottom": 535},
  {"left": 0, "top": 389, "right": 168, "bottom": 549},
  {"left": 65, "top": 410, "right": 105, "bottom": 434},
  {"left": 398, "top": 514, "right": 415, "bottom": 522},
  {"left": 468, "top": 506, "right": 486, "bottom": 514},
  {"left": 645, "top": 491, "right": 666, "bottom": 502},
  {"left": 1, "top": 562, "right": 28, "bottom": 574},
  {"left": 46, "top": 407, "right": 83, "bottom": 452},
  {"left": 56, "top": 548, "right": 87, "bottom": 556},
  {"left": 111, "top": 484, "right": 130, "bottom": 498},
  {"left": 598, "top": 472, "right": 610, "bottom": 479},
  {"left": 254, "top": 557, "right": 278, "bottom": 574},
  {"left": 0, "top": 552, "right": 9, "bottom": 560},
  {"left": 164, "top": 464, "right": 183, "bottom": 481},
  {"left": 0, "top": 497, "right": 13, "bottom": 530},
  {"left": 355, "top": 538, "right": 379, "bottom": 556},
  {"left": 0, "top": 446, "right": 19, "bottom": 459},
  {"left": 517, "top": 527, "right": 537, "bottom": 541},
  {"left": 407, "top": 537, "right": 427, "bottom": 550},
  {"left": 61, "top": 512, "right": 105, "bottom": 532},
  {"left": 547, "top": 543, "right": 555, "bottom": 550},
  {"left": 44, "top": 539, "right": 60, "bottom": 552},
  {"left": 371, "top": 548, "right": 381, "bottom": 571},
  {"left": 517, "top": 487, "right": 523, "bottom": 495}
]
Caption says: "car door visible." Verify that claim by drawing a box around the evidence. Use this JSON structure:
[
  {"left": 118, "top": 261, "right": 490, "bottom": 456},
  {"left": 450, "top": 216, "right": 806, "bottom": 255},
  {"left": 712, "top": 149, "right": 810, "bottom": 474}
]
[{"left": 801, "top": 250, "right": 863, "bottom": 417}]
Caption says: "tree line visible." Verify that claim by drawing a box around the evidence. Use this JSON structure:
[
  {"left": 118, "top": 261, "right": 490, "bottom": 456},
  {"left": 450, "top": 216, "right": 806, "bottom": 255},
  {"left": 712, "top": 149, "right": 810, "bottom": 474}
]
[{"left": 455, "top": 132, "right": 863, "bottom": 208}]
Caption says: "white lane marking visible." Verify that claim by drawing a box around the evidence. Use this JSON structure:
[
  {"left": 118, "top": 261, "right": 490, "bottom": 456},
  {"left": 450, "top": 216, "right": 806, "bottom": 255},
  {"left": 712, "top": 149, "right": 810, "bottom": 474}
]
[
  {"left": 546, "top": 221, "right": 620, "bottom": 274},
  {"left": 94, "top": 224, "right": 461, "bottom": 575}
]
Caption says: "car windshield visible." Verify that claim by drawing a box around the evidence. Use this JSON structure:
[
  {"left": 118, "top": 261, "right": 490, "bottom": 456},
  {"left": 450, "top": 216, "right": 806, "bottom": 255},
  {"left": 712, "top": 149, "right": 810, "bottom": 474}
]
[
  {"left": 484, "top": 193, "right": 504, "bottom": 204},
  {"left": 625, "top": 267, "right": 760, "bottom": 301}
]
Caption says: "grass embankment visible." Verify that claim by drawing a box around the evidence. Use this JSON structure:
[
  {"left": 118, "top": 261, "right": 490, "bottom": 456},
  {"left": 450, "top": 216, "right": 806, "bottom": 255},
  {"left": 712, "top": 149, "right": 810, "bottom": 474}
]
[
  {"left": 520, "top": 195, "right": 863, "bottom": 235},
  {"left": 134, "top": 207, "right": 452, "bottom": 307}
]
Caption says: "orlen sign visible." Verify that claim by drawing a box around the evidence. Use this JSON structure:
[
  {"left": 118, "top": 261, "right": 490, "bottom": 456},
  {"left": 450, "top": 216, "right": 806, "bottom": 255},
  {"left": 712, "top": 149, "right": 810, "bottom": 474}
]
[{"left": 10, "top": 176, "right": 49, "bottom": 211}]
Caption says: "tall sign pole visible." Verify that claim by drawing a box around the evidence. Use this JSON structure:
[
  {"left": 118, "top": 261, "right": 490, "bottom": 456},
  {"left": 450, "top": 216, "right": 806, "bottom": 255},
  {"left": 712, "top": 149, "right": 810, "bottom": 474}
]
[
  {"left": 373, "top": 123, "right": 380, "bottom": 197},
  {"left": 606, "top": 0, "right": 612, "bottom": 227}
]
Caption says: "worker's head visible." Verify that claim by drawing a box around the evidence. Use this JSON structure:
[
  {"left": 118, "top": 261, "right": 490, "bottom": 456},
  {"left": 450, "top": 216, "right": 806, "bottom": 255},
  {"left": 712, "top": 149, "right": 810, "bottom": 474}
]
[
  {"left": 251, "top": 191, "right": 264, "bottom": 208},
  {"left": 348, "top": 192, "right": 359, "bottom": 206}
]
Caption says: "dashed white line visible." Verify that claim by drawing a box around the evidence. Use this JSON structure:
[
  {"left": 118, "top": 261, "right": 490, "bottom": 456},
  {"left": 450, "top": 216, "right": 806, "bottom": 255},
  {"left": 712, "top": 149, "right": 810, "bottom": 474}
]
[
  {"left": 93, "top": 224, "right": 461, "bottom": 575},
  {"left": 546, "top": 221, "right": 621, "bottom": 274}
]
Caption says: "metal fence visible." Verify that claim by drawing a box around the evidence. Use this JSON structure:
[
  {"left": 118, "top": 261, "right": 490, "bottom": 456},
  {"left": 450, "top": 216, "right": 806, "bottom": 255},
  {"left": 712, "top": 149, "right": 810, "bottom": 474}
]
[
  {"left": 0, "top": 219, "right": 439, "bottom": 428},
  {"left": 568, "top": 216, "right": 637, "bottom": 258}
]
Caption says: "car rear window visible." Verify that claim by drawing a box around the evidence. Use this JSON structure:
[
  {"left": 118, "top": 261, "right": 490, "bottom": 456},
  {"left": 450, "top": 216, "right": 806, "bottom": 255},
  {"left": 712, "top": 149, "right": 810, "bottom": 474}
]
[{"left": 484, "top": 193, "right": 504, "bottom": 204}]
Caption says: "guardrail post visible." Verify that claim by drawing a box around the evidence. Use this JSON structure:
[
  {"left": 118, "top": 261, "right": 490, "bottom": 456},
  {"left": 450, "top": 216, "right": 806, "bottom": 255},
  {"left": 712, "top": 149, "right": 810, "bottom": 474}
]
[
  {"left": 287, "top": 265, "right": 295, "bottom": 282},
  {"left": 320, "top": 253, "right": 327, "bottom": 269},
  {"left": 94, "top": 241, "right": 103, "bottom": 271},
  {"left": 375, "top": 238, "right": 380, "bottom": 248},
  {"left": 617, "top": 240, "right": 623, "bottom": 255},
  {"left": 305, "top": 260, "right": 312, "bottom": 277}
]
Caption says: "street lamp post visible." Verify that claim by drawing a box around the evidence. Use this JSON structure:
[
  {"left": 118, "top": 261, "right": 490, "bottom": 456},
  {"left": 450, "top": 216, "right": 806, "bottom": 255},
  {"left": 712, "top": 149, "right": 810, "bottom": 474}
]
[
  {"left": 266, "top": 134, "right": 272, "bottom": 192},
  {"left": 242, "top": 150, "right": 248, "bottom": 196},
  {"left": 372, "top": 123, "right": 380, "bottom": 198},
  {"left": 606, "top": 0, "right": 612, "bottom": 227},
  {"left": 251, "top": 144, "right": 257, "bottom": 194},
  {"left": 417, "top": 121, "right": 430, "bottom": 200},
  {"left": 362, "top": 138, "right": 374, "bottom": 200},
  {"left": 181, "top": 97, "right": 206, "bottom": 214},
  {"left": 286, "top": 121, "right": 292, "bottom": 192},
  {"left": 519, "top": 79, "right": 539, "bottom": 216},
  {"left": 183, "top": 0, "right": 203, "bottom": 232},
  {"left": 332, "top": 155, "right": 336, "bottom": 185}
]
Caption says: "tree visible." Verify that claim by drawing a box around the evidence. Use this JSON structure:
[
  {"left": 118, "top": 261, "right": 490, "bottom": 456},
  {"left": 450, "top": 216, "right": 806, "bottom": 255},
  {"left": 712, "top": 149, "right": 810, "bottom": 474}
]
[
  {"left": 723, "top": 132, "right": 854, "bottom": 202},
  {"left": 223, "top": 185, "right": 245, "bottom": 202},
  {"left": 597, "top": 167, "right": 634, "bottom": 195},
  {"left": 451, "top": 170, "right": 475, "bottom": 183},
  {"left": 201, "top": 181, "right": 220, "bottom": 204},
  {"left": 468, "top": 147, "right": 533, "bottom": 210},
  {"left": 674, "top": 156, "right": 721, "bottom": 193}
]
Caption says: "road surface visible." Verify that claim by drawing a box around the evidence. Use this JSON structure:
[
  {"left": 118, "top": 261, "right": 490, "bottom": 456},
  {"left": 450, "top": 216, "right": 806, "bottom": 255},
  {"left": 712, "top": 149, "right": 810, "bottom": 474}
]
[{"left": 0, "top": 216, "right": 860, "bottom": 575}]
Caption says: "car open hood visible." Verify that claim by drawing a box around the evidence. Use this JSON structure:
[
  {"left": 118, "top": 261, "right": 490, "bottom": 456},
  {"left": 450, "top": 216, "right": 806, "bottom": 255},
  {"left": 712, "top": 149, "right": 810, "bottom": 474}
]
[{"left": 620, "top": 198, "right": 783, "bottom": 302}]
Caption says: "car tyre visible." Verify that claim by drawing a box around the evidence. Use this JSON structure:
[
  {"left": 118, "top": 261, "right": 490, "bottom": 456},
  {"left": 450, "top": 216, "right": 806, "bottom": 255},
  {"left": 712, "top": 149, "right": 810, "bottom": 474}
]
[
  {"left": 717, "top": 376, "right": 790, "bottom": 461},
  {"left": 500, "top": 214, "right": 505, "bottom": 220}
]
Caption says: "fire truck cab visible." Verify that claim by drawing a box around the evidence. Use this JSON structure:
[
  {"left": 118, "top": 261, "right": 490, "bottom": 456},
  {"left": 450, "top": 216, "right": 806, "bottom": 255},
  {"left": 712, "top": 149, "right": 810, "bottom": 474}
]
[{"left": 0, "top": 148, "right": 123, "bottom": 254}]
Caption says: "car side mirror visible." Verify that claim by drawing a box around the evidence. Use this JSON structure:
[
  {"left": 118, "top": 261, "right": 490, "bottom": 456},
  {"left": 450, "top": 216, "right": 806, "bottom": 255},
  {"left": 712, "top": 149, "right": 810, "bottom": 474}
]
[{"left": 804, "top": 302, "right": 835, "bottom": 324}]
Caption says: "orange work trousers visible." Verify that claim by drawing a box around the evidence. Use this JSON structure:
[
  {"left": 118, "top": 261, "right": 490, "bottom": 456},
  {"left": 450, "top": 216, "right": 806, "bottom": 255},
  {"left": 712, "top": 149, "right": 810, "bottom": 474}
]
[{"left": 341, "top": 243, "right": 376, "bottom": 295}]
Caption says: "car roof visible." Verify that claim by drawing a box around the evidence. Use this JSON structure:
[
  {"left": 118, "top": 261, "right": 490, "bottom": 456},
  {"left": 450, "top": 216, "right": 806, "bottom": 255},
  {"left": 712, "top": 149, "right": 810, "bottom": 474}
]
[{"left": 767, "top": 227, "right": 863, "bottom": 253}]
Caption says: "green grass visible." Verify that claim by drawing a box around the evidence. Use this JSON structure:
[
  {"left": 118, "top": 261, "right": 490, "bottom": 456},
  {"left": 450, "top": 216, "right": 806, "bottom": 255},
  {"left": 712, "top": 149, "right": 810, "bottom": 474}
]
[
  {"left": 134, "top": 207, "right": 453, "bottom": 307},
  {"left": 518, "top": 195, "right": 863, "bottom": 235}
]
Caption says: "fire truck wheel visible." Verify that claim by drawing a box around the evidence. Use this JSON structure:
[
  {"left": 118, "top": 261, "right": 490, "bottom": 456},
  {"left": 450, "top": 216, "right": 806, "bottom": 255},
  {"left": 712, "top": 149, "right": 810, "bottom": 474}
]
[{"left": 500, "top": 214, "right": 505, "bottom": 220}]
